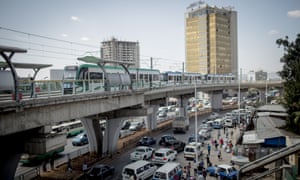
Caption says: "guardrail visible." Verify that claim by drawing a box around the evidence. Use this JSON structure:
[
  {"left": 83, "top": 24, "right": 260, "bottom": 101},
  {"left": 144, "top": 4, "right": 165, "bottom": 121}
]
[
  {"left": 14, "top": 146, "right": 89, "bottom": 180},
  {"left": 1, "top": 79, "right": 282, "bottom": 102}
]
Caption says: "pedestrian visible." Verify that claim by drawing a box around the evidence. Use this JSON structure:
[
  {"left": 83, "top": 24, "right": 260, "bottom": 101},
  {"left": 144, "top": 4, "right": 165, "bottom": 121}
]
[
  {"left": 66, "top": 157, "right": 72, "bottom": 173},
  {"left": 206, "top": 155, "right": 211, "bottom": 167},
  {"left": 217, "top": 149, "right": 222, "bottom": 161},
  {"left": 42, "top": 159, "right": 48, "bottom": 172},
  {"left": 223, "top": 126, "right": 226, "bottom": 134},
  {"left": 50, "top": 156, "right": 55, "bottom": 170},
  {"left": 187, "top": 162, "right": 191, "bottom": 178},
  {"left": 82, "top": 161, "right": 88, "bottom": 174},
  {"left": 202, "top": 168, "right": 207, "bottom": 180},
  {"left": 230, "top": 130, "right": 234, "bottom": 137},
  {"left": 182, "top": 166, "right": 187, "bottom": 180},
  {"left": 207, "top": 144, "right": 211, "bottom": 156},
  {"left": 30, "top": 77, "right": 34, "bottom": 98},
  {"left": 219, "top": 138, "right": 224, "bottom": 149},
  {"left": 198, "top": 159, "right": 204, "bottom": 172}
]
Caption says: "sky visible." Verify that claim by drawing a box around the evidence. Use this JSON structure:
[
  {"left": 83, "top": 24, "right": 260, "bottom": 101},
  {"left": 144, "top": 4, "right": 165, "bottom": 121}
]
[{"left": 0, "top": 0, "right": 299, "bottom": 79}]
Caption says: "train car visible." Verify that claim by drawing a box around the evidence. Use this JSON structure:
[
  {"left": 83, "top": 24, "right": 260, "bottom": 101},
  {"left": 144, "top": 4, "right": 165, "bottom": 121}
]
[{"left": 63, "top": 63, "right": 160, "bottom": 94}]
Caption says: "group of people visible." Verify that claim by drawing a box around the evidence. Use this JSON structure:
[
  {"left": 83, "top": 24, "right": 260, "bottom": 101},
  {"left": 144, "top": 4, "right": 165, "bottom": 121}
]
[
  {"left": 181, "top": 160, "right": 208, "bottom": 180},
  {"left": 42, "top": 155, "right": 55, "bottom": 172}
]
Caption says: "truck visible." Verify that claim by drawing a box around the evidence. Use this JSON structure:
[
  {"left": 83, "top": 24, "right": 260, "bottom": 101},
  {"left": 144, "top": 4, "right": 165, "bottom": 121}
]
[{"left": 172, "top": 116, "right": 189, "bottom": 133}]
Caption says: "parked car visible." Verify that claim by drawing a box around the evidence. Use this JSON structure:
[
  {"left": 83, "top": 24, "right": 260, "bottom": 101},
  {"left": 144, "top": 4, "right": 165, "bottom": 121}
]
[
  {"left": 86, "top": 163, "right": 115, "bottom": 180},
  {"left": 164, "top": 140, "right": 186, "bottom": 153},
  {"left": 72, "top": 132, "right": 88, "bottom": 146},
  {"left": 183, "top": 142, "right": 203, "bottom": 160},
  {"left": 187, "top": 135, "right": 205, "bottom": 145},
  {"left": 137, "top": 136, "right": 156, "bottom": 146},
  {"left": 122, "top": 160, "right": 157, "bottom": 180},
  {"left": 130, "top": 146, "right": 155, "bottom": 161},
  {"left": 206, "top": 164, "right": 238, "bottom": 179},
  {"left": 199, "top": 123, "right": 213, "bottom": 132},
  {"left": 129, "top": 121, "right": 144, "bottom": 131},
  {"left": 198, "top": 129, "right": 211, "bottom": 140},
  {"left": 158, "top": 135, "right": 177, "bottom": 146},
  {"left": 152, "top": 148, "right": 177, "bottom": 165}
]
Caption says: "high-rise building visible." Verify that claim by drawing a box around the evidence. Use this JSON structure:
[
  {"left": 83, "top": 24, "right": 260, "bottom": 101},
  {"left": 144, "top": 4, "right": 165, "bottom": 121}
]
[
  {"left": 185, "top": 2, "right": 238, "bottom": 76},
  {"left": 101, "top": 37, "right": 140, "bottom": 68}
]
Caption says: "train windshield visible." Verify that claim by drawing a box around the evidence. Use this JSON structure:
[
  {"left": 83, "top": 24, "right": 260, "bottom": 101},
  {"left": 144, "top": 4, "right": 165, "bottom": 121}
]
[
  {"left": 63, "top": 66, "right": 78, "bottom": 80},
  {"left": 63, "top": 70, "right": 76, "bottom": 80}
]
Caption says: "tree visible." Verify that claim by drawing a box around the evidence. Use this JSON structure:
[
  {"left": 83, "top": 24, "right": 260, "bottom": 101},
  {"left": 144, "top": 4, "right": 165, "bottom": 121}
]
[{"left": 276, "top": 34, "right": 300, "bottom": 134}]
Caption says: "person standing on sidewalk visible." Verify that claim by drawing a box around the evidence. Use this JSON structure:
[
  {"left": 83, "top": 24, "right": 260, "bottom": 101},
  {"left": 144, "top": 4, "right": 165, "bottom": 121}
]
[
  {"left": 207, "top": 144, "right": 211, "bottom": 156},
  {"left": 217, "top": 149, "right": 222, "bottom": 161}
]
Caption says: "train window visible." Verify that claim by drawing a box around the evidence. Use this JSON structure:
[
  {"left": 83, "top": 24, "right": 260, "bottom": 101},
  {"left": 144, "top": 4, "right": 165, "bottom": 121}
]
[{"left": 89, "top": 72, "right": 103, "bottom": 80}]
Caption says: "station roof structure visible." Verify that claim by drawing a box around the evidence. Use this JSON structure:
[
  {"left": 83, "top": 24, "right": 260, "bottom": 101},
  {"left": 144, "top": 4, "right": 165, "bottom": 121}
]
[{"left": 0, "top": 61, "right": 52, "bottom": 70}]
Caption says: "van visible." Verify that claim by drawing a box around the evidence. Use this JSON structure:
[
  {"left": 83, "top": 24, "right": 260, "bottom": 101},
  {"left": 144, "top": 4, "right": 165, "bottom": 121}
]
[
  {"left": 224, "top": 118, "right": 233, "bottom": 128},
  {"left": 152, "top": 162, "right": 182, "bottom": 180},
  {"left": 184, "top": 142, "right": 202, "bottom": 160},
  {"left": 212, "top": 118, "right": 224, "bottom": 129},
  {"left": 122, "top": 160, "right": 157, "bottom": 180}
]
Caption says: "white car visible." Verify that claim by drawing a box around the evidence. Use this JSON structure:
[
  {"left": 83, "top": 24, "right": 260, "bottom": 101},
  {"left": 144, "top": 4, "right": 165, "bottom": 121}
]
[
  {"left": 184, "top": 142, "right": 203, "bottom": 160},
  {"left": 198, "top": 129, "right": 211, "bottom": 140},
  {"left": 130, "top": 146, "right": 155, "bottom": 161},
  {"left": 151, "top": 148, "right": 177, "bottom": 165}
]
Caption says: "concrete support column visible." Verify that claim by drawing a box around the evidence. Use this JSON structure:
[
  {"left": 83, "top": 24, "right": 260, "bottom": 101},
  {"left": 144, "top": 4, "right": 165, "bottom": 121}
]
[
  {"left": 0, "top": 134, "right": 24, "bottom": 180},
  {"left": 178, "top": 95, "right": 189, "bottom": 116},
  {"left": 105, "top": 117, "right": 124, "bottom": 154},
  {"left": 210, "top": 90, "right": 223, "bottom": 112},
  {"left": 81, "top": 118, "right": 103, "bottom": 156},
  {"left": 147, "top": 105, "right": 159, "bottom": 130}
]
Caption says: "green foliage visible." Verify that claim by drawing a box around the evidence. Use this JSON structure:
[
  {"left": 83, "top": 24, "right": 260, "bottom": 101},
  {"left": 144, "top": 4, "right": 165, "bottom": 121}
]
[{"left": 276, "top": 34, "right": 300, "bottom": 134}]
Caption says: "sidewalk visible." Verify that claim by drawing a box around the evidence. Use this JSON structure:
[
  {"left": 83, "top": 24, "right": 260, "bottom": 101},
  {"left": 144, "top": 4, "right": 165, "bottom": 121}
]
[{"left": 199, "top": 126, "right": 242, "bottom": 180}]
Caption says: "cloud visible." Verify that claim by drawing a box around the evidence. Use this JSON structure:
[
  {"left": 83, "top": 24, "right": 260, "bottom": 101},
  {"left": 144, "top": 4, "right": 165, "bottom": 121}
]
[
  {"left": 287, "top": 10, "right": 300, "bottom": 18},
  {"left": 71, "top": 16, "right": 81, "bottom": 22},
  {"left": 61, "top": 33, "right": 68, "bottom": 37},
  {"left": 268, "top": 29, "right": 279, "bottom": 36},
  {"left": 81, "top": 37, "right": 89, "bottom": 41}
]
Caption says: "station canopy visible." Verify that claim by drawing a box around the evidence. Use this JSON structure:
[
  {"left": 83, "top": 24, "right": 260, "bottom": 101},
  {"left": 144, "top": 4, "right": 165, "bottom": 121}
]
[{"left": 0, "top": 61, "right": 52, "bottom": 70}]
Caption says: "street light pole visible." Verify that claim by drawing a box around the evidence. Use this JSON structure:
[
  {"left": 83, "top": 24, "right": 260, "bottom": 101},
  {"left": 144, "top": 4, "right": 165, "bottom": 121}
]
[
  {"left": 238, "top": 68, "right": 241, "bottom": 124},
  {"left": 194, "top": 82, "right": 198, "bottom": 164},
  {"left": 265, "top": 75, "right": 268, "bottom": 105}
]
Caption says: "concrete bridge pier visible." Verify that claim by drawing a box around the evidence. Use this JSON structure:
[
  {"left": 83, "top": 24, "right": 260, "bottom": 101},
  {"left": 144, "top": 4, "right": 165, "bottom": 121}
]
[
  {"left": 210, "top": 90, "right": 223, "bottom": 112},
  {"left": 0, "top": 134, "right": 24, "bottom": 180},
  {"left": 81, "top": 118, "right": 103, "bottom": 156},
  {"left": 108, "top": 107, "right": 154, "bottom": 154},
  {"left": 104, "top": 117, "right": 125, "bottom": 156},
  {"left": 178, "top": 95, "right": 190, "bottom": 116}
]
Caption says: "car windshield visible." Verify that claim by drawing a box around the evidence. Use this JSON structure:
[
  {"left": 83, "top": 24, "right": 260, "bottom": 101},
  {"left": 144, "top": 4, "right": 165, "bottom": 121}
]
[
  {"left": 89, "top": 167, "right": 101, "bottom": 175},
  {"left": 123, "top": 168, "right": 135, "bottom": 176},
  {"left": 154, "top": 152, "right": 164, "bottom": 157},
  {"left": 135, "top": 148, "right": 146, "bottom": 153},
  {"left": 154, "top": 172, "right": 167, "bottom": 179},
  {"left": 185, "top": 147, "right": 195, "bottom": 152}
]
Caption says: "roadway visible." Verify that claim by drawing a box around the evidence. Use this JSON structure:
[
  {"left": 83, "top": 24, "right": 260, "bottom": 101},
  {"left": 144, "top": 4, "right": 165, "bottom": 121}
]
[{"left": 37, "top": 107, "right": 243, "bottom": 180}]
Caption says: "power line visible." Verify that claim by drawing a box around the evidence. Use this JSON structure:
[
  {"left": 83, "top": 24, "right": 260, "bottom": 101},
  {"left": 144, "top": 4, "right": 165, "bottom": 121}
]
[{"left": 0, "top": 26, "right": 99, "bottom": 48}]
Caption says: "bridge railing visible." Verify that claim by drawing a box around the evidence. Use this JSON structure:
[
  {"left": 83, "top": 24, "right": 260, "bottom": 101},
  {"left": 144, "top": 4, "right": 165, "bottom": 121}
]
[{"left": 0, "top": 79, "right": 282, "bottom": 102}]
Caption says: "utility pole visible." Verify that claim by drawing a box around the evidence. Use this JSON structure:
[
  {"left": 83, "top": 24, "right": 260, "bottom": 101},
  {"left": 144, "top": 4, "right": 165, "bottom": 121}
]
[
  {"left": 150, "top": 57, "right": 153, "bottom": 89},
  {"left": 182, "top": 62, "right": 184, "bottom": 84}
]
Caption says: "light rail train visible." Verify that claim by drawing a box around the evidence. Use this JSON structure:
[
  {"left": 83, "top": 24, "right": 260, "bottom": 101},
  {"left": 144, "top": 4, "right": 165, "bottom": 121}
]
[{"left": 62, "top": 63, "right": 236, "bottom": 94}]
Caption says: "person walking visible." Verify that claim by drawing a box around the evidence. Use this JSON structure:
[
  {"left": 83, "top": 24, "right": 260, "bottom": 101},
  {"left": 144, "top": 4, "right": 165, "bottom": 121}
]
[
  {"left": 207, "top": 144, "right": 211, "bottom": 156},
  {"left": 50, "top": 156, "right": 55, "bottom": 170},
  {"left": 66, "top": 157, "right": 73, "bottom": 173},
  {"left": 217, "top": 149, "right": 222, "bottom": 161},
  {"left": 187, "top": 162, "right": 191, "bottom": 178},
  {"left": 202, "top": 168, "right": 207, "bottom": 180},
  {"left": 206, "top": 155, "right": 211, "bottom": 167}
]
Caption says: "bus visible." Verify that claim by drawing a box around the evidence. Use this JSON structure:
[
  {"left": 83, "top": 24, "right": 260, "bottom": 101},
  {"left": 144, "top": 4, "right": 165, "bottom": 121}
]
[{"left": 56, "top": 120, "right": 84, "bottom": 138}]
